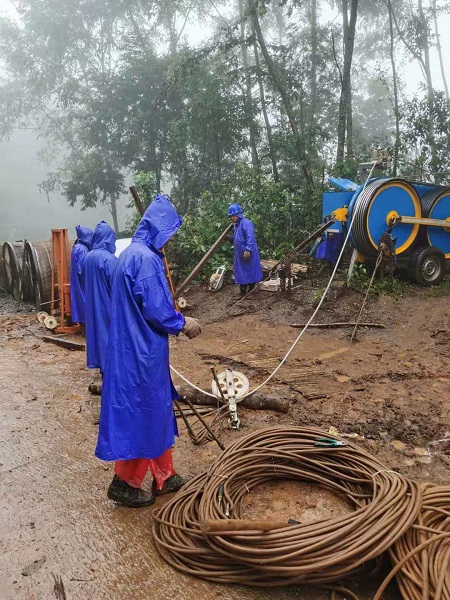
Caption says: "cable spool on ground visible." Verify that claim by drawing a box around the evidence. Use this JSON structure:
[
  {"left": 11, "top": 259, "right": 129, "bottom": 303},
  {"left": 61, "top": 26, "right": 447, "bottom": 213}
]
[
  {"left": 348, "top": 178, "right": 422, "bottom": 256},
  {"left": 421, "top": 187, "right": 450, "bottom": 258},
  {"left": 153, "top": 426, "right": 420, "bottom": 590},
  {"left": 24, "top": 241, "right": 52, "bottom": 310},
  {"left": 44, "top": 315, "right": 58, "bottom": 330}
]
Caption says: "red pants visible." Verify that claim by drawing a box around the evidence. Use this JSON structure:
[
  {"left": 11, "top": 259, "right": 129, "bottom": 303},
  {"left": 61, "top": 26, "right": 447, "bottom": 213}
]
[{"left": 114, "top": 448, "right": 175, "bottom": 490}]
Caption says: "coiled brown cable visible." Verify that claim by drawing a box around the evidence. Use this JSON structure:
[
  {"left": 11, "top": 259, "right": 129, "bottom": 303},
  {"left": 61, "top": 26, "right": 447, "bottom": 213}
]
[
  {"left": 153, "top": 426, "right": 420, "bottom": 590},
  {"left": 374, "top": 484, "right": 450, "bottom": 600}
]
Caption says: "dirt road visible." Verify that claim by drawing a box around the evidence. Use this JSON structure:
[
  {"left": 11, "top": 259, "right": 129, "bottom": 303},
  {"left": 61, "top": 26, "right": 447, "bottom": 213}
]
[{"left": 0, "top": 283, "right": 448, "bottom": 599}]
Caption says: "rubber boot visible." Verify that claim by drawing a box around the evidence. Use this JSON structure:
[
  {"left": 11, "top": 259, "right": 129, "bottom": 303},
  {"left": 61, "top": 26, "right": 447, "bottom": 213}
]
[
  {"left": 156, "top": 474, "right": 189, "bottom": 496},
  {"left": 107, "top": 475, "right": 156, "bottom": 508}
]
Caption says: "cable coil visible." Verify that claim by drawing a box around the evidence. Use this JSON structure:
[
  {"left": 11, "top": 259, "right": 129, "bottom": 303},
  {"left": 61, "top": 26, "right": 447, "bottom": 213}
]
[
  {"left": 153, "top": 426, "right": 421, "bottom": 589},
  {"left": 375, "top": 483, "right": 450, "bottom": 600}
]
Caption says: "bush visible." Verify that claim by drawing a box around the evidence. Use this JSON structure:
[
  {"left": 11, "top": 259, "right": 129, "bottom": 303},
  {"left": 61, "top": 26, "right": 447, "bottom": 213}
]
[{"left": 127, "top": 165, "right": 324, "bottom": 283}]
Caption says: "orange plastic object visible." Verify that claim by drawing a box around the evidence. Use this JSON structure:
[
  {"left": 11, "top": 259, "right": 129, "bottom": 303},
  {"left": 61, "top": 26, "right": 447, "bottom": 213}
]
[{"left": 114, "top": 448, "right": 175, "bottom": 490}]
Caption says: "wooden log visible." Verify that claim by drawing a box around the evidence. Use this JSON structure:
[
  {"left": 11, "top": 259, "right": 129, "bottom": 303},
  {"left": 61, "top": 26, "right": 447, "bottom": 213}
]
[
  {"left": 290, "top": 322, "right": 385, "bottom": 329},
  {"left": 200, "top": 519, "right": 289, "bottom": 533},
  {"left": 177, "top": 386, "right": 290, "bottom": 413},
  {"left": 42, "top": 336, "right": 85, "bottom": 351}
]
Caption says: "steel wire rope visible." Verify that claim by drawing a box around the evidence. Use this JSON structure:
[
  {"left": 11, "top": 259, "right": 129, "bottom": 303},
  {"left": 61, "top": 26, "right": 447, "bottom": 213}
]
[
  {"left": 375, "top": 483, "right": 450, "bottom": 600},
  {"left": 153, "top": 426, "right": 421, "bottom": 594},
  {"left": 169, "top": 162, "right": 379, "bottom": 401}
]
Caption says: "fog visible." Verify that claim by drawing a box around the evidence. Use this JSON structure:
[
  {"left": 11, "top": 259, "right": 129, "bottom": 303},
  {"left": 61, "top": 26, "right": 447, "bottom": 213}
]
[
  {"left": 0, "top": 131, "right": 131, "bottom": 242},
  {"left": 0, "top": 0, "right": 449, "bottom": 244}
]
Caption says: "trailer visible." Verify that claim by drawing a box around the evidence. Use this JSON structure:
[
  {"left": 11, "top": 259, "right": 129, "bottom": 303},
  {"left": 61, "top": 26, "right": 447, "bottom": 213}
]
[{"left": 322, "top": 177, "right": 450, "bottom": 286}]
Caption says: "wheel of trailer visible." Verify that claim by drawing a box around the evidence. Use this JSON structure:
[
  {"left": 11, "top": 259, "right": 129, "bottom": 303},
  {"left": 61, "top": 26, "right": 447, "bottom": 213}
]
[
  {"left": 420, "top": 187, "right": 450, "bottom": 258},
  {"left": 348, "top": 178, "right": 421, "bottom": 257},
  {"left": 408, "top": 246, "right": 446, "bottom": 286}
]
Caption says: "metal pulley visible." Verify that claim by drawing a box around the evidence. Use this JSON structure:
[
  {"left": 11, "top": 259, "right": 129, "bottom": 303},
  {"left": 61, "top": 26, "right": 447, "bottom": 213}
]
[
  {"left": 37, "top": 311, "right": 49, "bottom": 323},
  {"left": 209, "top": 266, "right": 226, "bottom": 292},
  {"left": 211, "top": 370, "right": 249, "bottom": 430},
  {"left": 211, "top": 370, "right": 249, "bottom": 400},
  {"left": 178, "top": 296, "right": 187, "bottom": 309}
]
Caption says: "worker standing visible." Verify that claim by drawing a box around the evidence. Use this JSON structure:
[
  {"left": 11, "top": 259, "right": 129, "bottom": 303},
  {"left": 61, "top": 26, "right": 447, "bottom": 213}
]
[
  {"left": 70, "top": 225, "right": 93, "bottom": 329},
  {"left": 228, "top": 203, "right": 263, "bottom": 296},
  {"left": 83, "top": 221, "right": 117, "bottom": 374},
  {"left": 96, "top": 194, "right": 202, "bottom": 508}
]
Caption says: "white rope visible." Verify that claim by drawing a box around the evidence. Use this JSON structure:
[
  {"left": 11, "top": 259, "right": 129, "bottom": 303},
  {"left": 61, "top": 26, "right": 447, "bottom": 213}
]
[
  {"left": 170, "top": 163, "right": 379, "bottom": 400},
  {"left": 170, "top": 364, "right": 217, "bottom": 398}
]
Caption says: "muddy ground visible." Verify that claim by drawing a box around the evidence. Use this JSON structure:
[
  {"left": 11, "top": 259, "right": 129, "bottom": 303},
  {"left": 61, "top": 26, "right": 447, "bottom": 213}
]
[{"left": 0, "top": 280, "right": 449, "bottom": 600}]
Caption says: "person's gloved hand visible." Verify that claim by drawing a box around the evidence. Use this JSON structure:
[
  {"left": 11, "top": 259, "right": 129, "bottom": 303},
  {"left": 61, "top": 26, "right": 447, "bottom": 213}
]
[
  {"left": 243, "top": 250, "right": 251, "bottom": 262},
  {"left": 182, "top": 317, "right": 202, "bottom": 339}
]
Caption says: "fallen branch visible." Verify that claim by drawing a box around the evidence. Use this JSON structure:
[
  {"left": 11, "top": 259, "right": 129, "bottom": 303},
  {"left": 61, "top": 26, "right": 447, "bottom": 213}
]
[
  {"left": 290, "top": 322, "right": 385, "bottom": 329},
  {"left": 177, "top": 387, "right": 290, "bottom": 413},
  {"left": 42, "top": 336, "right": 85, "bottom": 350}
]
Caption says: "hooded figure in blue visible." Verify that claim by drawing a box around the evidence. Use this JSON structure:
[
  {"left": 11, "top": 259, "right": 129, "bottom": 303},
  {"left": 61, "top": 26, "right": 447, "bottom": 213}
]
[
  {"left": 96, "top": 195, "right": 201, "bottom": 471},
  {"left": 228, "top": 203, "right": 263, "bottom": 295},
  {"left": 70, "top": 225, "right": 93, "bottom": 324},
  {"left": 83, "top": 221, "right": 117, "bottom": 373}
]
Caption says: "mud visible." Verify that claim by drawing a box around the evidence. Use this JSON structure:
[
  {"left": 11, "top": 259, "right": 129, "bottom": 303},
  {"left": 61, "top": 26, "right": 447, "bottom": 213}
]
[{"left": 0, "top": 282, "right": 449, "bottom": 600}]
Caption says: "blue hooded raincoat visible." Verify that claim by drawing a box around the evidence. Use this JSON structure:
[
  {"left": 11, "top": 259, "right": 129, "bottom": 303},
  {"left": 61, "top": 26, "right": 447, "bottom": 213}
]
[
  {"left": 70, "top": 226, "right": 93, "bottom": 323},
  {"left": 231, "top": 215, "right": 263, "bottom": 285},
  {"left": 95, "top": 195, "right": 186, "bottom": 462},
  {"left": 84, "top": 221, "right": 117, "bottom": 373}
]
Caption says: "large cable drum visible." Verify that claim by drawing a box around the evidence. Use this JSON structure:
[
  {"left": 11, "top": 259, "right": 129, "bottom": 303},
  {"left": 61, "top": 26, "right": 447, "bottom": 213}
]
[
  {"left": 24, "top": 241, "right": 52, "bottom": 310},
  {"left": 348, "top": 178, "right": 422, "bottom": 256},
  {"left": 420, "top": 187, "right": 450, "bottom": 257},
  {"left": 2, "top": 241, "right": 25, "bottom": 300}
]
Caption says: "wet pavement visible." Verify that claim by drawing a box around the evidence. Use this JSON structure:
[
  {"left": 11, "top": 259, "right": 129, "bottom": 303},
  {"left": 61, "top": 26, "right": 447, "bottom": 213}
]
[{"left": 0, "top": 329, "right": 328, "bottom": 600}]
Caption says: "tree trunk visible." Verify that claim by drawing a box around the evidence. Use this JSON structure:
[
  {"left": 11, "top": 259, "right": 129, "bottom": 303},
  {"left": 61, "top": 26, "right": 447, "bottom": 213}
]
[
  {"left": 418, "top": 0, "right": 438, "bottom": 180},
  {"left": 239, "top": 0, "right": 260, "bottom": 168},
  {"left": 432, "top": 0, "right": 449, "bottom": 103},
  {"left": 346, "top": 90, "right": 353, "bottom": 159},
  {"left": 249, "top": 0, "right": 313, "bottom": 189},
  {"left": 252, "top": 33, "right": 279, "bottom": 181},
  {"left": 109, "top": 193, "right": 119, "bottom": 234},
  {"left": 308, "top": 0, "right": 318, "bottom": 135},
  {"left": 387, "top": 0, "right": 401, "bottom": 175},
  {"left": 336, "top": 0, "right": 358, "bottom": 164}
]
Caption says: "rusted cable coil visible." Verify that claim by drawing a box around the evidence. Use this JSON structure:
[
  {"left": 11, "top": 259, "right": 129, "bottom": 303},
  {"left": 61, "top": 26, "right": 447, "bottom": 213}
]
[
  {"left": 375, "top": 483, "right": 450, "bottom": 600},
  {"left": 153, "top": 426, "right": 420, "bottom": 588}
]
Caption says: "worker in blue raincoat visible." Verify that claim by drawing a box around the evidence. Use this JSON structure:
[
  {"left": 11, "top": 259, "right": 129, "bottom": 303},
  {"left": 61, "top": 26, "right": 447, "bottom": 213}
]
[
  {"left": 228, "top": 203, "right": 263, "bottom": 295},
  {"left": 83, "top": 221, "right": 117, "bottom": 374},
  {"left": 70, "top": 225, "right": 93, "bottom": 327},
  {"left": 96, "top": 194, "right": 202, "bottom": 508}
]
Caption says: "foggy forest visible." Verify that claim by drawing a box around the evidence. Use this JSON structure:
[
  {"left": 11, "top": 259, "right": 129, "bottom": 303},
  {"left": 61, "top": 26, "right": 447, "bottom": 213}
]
[{"left": 0, "top": 0, "right": 449, "bottom": 272}]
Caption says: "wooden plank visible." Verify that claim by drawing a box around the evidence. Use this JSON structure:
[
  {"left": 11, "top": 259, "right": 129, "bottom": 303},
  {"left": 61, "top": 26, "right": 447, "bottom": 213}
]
[{"left": 42, "top": 336, "right": 85, "bottom": 351}]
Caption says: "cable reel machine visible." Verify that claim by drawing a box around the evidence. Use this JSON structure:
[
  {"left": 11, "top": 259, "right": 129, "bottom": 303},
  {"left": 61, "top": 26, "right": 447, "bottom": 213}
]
[{"left": 324, "top": 177, "right": 450, "bottom": 285}]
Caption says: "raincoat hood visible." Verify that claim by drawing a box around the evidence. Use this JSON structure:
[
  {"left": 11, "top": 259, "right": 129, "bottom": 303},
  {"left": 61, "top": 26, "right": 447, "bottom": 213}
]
[
  {"left": 92, "top": 221, "right": 116, "bottom": 253},
  {"left": 76, "top": 225, "right": 93, "bottom": 249},
  {"left": 132, "top": 194, "right": 183, "bottom": 250}
]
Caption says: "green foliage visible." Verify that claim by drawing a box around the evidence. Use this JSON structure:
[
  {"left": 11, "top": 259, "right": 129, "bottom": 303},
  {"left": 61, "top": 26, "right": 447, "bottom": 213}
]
[
  {"left": 351, "top": 263, "right": 410, "bottom": 296},
  {"left": 168, "top": 163, "right": 323, "bottom": 281},
  {"left": 402, "top": 91, "right": 450, "bottom": 181}
]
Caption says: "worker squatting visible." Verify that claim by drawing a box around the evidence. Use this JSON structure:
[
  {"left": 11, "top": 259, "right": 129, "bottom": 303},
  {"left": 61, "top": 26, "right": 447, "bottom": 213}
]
[{"left": 69, "top": 195, "right": 262, "bottom": 508}]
